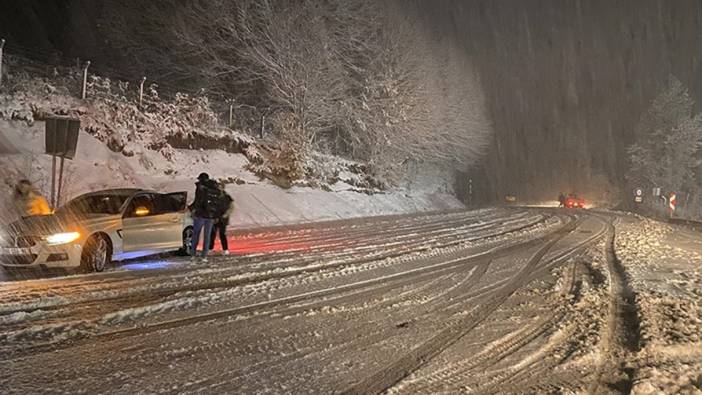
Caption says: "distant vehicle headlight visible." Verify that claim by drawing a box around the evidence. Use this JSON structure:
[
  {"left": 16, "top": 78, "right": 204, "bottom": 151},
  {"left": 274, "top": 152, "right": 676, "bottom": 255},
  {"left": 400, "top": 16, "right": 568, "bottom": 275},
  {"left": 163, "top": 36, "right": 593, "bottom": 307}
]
[{"left": 45, "top": 232, "right": 81, "bottom": 245}]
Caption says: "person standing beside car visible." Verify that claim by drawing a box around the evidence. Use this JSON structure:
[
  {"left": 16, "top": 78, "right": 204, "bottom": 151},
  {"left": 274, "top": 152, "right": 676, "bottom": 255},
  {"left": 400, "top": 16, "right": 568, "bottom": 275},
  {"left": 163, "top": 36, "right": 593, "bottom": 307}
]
[
  {"left": 188, "top": 173, "right": 220, "bottom": 262},
  {"left": 209, "top": 182, "right": 234, "bottom": 255},
  {"left": 13, "top": 179, "right": 51, "bottom": 217}
]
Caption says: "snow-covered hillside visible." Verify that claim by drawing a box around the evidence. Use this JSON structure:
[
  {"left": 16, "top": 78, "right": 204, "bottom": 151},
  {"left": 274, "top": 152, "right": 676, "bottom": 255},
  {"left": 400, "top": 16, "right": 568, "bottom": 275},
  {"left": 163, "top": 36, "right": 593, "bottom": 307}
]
[
  {"left": 0, "top": 61, "right": 467, "bottom": 228},
  {"left": 0, "top": 118, "right": 462, "bottom": 228}
]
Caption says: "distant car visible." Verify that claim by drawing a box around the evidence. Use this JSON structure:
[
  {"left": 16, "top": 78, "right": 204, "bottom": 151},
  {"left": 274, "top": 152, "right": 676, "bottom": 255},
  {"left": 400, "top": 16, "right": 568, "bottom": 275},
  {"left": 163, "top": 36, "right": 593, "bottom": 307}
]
[
  {"left": 0, "top": 189, "right": 193, "bottom": 272},
  {"left": 505, "top": 195, "right": 517, "bottom": 204},
  {"left": 564, "top": 194, "right": 585, "bottom": 209}
]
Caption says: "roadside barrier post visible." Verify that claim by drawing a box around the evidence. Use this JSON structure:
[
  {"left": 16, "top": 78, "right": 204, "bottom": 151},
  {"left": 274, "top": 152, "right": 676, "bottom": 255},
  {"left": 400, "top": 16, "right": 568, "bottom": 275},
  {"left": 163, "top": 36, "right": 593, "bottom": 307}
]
[
  {"left": 81, "top": 61, "right": 91, "bottom": 99},
  {"left": 0, "top": 39, "right": 5, "bottom": 87},
  {"left": 139, "top": 76, "right": 146, "bottom": 106}
]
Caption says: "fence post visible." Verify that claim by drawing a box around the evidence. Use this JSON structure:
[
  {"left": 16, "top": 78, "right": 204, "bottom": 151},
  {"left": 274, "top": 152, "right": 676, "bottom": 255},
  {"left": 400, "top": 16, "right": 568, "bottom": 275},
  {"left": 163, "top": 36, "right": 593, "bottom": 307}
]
[
  {"left": 139, "top": 76, "right": 146, "bottom": 106},
  {"left": 81, "top": 61, "right": 91, "bottom": 99},
  {"left": 0, "top": 39, "right": 5, "bottom": 87}
]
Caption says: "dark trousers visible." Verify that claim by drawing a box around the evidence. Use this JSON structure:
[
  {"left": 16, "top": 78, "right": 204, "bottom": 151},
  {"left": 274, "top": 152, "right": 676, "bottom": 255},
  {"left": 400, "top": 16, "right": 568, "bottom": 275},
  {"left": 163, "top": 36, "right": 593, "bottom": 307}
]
[
  {"left": 191, "top": 217, "right": 214, "bottom": 257},
  {"left": 209, "top": 217, "right": 229, "bottom": 251}
]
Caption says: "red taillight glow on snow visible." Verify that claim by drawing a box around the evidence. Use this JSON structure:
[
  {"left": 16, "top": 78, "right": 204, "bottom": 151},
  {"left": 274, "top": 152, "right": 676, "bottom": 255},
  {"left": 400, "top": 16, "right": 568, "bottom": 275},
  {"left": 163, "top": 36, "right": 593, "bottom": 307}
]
[{"left": 210, "top": 238, "right": 314, "bottom": 254}]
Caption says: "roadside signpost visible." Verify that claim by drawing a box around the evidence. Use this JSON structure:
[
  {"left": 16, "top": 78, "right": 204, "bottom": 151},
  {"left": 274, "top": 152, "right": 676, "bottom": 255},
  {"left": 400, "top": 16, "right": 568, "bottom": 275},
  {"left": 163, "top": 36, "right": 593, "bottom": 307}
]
[
  {"left": 634, "top": 187, "right": 643, "bottom": 204},
  {"left": 45, "top": 116, "right": 80, "bottom": 208}
]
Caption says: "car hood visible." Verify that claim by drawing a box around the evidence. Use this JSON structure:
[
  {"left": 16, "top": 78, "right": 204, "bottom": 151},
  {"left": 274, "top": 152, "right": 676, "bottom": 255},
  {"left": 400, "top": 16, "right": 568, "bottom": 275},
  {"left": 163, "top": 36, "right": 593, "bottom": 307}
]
[{"left": 4, "top": 212, "right": 117, "bottom": 237}]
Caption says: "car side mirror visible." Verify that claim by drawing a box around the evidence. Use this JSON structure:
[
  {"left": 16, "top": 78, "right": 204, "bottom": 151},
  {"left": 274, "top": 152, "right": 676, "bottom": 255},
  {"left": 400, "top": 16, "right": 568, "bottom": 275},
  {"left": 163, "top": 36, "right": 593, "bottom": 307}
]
[{"left": 134, "top": 206, "right": 150, "bottom": 216}]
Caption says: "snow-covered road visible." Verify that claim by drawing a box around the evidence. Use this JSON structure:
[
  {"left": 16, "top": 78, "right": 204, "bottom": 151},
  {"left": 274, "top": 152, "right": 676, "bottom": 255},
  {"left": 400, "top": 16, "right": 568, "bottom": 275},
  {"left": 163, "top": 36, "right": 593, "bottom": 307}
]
[{"left": 0, "top": 209, "right": 699, "bottom": 394}]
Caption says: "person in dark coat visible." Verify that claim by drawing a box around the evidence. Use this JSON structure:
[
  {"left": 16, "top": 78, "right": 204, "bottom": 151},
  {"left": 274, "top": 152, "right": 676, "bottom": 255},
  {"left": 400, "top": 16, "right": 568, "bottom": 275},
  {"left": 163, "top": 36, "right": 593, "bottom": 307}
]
[
  {"left": 558, "top": 192, "right": 566, "bottom": 208},
  {"left": 188, "top": 173, "right": 220, "bottom": 262},
  {"left": 209, "top": 183, "right": 234, "bottom": 255}
]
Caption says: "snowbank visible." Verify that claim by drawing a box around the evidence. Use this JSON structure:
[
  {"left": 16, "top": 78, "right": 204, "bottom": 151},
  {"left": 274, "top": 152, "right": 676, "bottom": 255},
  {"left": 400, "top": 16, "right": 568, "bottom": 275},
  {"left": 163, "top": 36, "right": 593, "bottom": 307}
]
[{"left": 613, "top": 218, "right": 702, "bottom": 394}]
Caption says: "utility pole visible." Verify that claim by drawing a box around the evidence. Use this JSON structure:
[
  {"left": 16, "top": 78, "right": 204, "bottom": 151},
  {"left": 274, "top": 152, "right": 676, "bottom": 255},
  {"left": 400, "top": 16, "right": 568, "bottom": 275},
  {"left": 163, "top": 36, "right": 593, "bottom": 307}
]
[
  {"left": 0, "top": 39, "right": 5, "bottom": 87},
  {"left": 81, "top": 61, "right": 91, "bottom": 99},
  {"left": 228, "top": 100, "right": 234, "bottom": 128},
  {"left": 139, "top": 76, "right": 147, "bottom": 106}
]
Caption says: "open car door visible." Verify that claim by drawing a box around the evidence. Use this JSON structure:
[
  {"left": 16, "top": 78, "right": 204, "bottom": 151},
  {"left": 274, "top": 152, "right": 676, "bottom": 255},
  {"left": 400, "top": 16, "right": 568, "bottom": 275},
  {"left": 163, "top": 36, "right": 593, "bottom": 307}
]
[{"left": 122, "top": 192, "right": 186, "bottom": 253}]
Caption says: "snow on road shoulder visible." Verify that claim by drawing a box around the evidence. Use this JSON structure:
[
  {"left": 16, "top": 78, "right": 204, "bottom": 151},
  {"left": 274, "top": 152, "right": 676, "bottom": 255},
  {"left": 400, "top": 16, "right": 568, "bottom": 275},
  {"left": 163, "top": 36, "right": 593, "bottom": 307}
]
[{"left": 614, "top": 218, "right": 702, "bottom": 394}]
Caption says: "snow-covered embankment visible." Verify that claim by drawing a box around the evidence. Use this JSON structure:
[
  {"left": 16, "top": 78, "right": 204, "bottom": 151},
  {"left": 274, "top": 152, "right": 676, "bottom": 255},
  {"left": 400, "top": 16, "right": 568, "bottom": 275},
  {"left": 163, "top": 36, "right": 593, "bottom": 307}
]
[{"left": 0, "top": 119, "right": 463, "bottom": 227}]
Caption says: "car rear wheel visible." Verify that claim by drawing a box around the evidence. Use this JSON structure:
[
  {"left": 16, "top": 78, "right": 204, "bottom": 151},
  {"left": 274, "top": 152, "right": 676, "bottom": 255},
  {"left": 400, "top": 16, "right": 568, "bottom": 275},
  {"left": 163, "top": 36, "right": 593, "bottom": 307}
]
[
  {"left": 82, "top": 235, "right": 111, "bottom": 272},
  {"left": 178, "top": 227, "right": 194, "bottom": 256}
]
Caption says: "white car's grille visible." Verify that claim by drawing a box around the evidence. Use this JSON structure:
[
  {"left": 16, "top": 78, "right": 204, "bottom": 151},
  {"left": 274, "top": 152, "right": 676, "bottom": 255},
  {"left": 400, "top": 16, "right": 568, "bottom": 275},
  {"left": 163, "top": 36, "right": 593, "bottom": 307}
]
[{"left": 16, "top": 236, "right": 37, "bottom": 247}]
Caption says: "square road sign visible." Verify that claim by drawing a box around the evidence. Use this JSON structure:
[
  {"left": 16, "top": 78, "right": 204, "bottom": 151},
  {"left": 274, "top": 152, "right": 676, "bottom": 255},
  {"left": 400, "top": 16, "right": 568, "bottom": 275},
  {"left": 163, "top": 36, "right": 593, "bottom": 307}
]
[{"left": 45, "top": 117, "right": 80, "bottom": 159}]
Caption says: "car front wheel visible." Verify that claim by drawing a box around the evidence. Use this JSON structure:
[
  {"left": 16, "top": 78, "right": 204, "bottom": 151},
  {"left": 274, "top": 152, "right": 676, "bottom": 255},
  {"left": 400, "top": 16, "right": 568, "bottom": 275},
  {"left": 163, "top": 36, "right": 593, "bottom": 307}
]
[
  {"left": 178, "top": 227, "right": 194, "bottom": 256},
  {"left": 82, "top": 235, "right": 111, "bottom": 272}
]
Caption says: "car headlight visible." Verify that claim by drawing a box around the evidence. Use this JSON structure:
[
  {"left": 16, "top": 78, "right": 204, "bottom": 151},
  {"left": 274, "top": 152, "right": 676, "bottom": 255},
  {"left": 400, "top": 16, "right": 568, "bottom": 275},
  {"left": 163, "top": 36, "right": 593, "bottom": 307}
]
[{"left": 45, "top": 232, "right": 81, "bottom": 245}]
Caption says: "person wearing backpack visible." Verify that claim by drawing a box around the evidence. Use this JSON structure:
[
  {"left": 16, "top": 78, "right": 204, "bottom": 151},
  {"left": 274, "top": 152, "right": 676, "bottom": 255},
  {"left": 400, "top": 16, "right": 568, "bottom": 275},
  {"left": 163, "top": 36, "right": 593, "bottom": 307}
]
[
  {"left": 188, "top": 172, "right": 220, "bottom": 262},
  {"left": 209, "top": 183, "right": 234, "bottom": 255}
]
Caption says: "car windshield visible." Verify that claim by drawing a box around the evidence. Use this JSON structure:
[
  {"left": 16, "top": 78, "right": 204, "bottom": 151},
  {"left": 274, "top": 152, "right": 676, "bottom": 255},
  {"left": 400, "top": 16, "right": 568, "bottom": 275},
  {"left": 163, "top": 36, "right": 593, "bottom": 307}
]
[{"left": 57, "top": 194, "right": 130, "bottom": 215}]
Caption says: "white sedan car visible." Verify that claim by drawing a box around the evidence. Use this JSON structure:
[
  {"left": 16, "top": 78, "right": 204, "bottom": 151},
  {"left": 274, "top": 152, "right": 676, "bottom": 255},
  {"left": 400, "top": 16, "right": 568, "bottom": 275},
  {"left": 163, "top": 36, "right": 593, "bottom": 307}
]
[{"left": 0, "top": 189, "right": 194, "bottom": 272}]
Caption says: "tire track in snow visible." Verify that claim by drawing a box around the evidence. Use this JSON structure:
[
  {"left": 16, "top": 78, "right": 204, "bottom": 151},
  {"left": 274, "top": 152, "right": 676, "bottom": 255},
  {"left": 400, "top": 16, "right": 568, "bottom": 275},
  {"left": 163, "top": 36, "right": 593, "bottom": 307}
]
[
  {"left": 588, "top": 218, "right": 641, "bottom": 395},
  {"left": 0, "top": 210, "right": 539, "bottom": 318},
  {"left": 456, "top": 215, "right": 611, "bottom": 395},
  {"left": 0, "top": 211, "right": 589, "bottom": 393},
  {"left": 340, "top": 218, "right": 577, "bottom": 395},
  {"left": 168, "top": 260, "right": 501, "bottom": 393},
  {"left": 0, "top": 211, "right": 551, "bottom": 334},
  {"left": 0, "top": 213, "right": 565, "bottom": 362},
  {"left": 394, "top": 256, "right": 587, "bottom": 393},
  {"left": 156, "top": 217, "right": 573, "bottom": 392}
]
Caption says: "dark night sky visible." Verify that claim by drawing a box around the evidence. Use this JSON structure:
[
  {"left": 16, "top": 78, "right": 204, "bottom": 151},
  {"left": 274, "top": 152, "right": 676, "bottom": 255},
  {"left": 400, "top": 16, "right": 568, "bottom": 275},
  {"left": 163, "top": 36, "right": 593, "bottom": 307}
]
[
  {"left": 2, "top": 0, "right": 702, "bottom": 201},
  {"left": 416, "top": 0, "right": 702, "bottom": 200}
]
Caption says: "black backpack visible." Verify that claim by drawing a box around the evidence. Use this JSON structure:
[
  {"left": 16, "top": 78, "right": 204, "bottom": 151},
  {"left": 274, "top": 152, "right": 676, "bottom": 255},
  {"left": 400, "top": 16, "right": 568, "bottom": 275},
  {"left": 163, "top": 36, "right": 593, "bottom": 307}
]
[
  {"left": 202, "top": 183, "right": 223, "bottom": 217},
  {"left": 215, "top": 193, "right": 233, "bottom": 218}
]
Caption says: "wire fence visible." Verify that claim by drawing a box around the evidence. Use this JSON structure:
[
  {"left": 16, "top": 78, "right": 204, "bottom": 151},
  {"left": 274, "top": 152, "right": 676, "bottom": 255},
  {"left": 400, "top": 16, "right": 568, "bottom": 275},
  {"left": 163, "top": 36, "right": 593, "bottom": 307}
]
[
  {"left": 0, "top": 38, "right": 264, "bottom": 211},
  {"left": 0, "top": 38, "right": 240, "bottom": 127}
]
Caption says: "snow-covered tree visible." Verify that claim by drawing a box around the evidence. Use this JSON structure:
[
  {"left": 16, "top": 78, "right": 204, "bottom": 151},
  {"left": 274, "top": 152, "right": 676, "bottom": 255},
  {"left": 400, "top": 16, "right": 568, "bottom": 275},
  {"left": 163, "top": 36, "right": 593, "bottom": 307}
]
[
  {"left": 627, "top": 76, "right": 702, "bottom": 202},
  {"left": 98, "top": 0, "right": 493, "bottom": 180}
]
